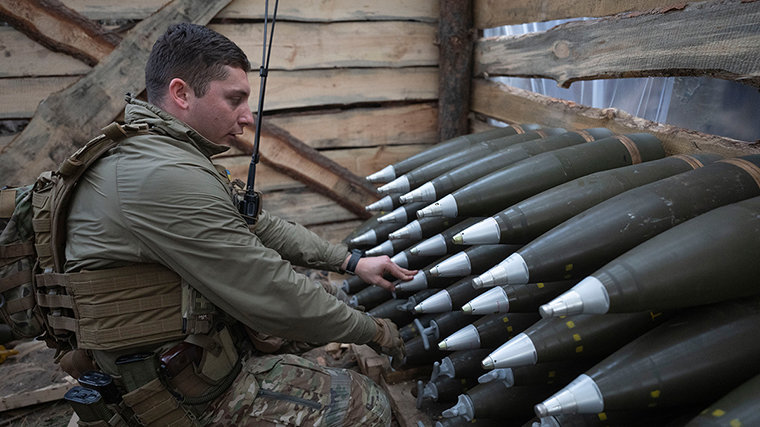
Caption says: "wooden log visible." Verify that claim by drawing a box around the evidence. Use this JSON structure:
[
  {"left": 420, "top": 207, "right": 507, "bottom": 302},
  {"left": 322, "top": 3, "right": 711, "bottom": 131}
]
[
  {"left": 0, "top": 0, "right": 120, "bottom": 67},
  {"left": 325, "top": 145, "right": 431, "bottom": 182},
  {"left": 0, "top": 0, "right": 233, "bottom": 185},
  {"left": 211, "top": 21, "right": 438, "bottom": 70},
  {"left": 0, "top": 375, "right": 76, "bottom": 411},
  {"left": 231, "top": 123, "right": 380, "bottom": 218},
  {"left": 474, "top": 0, "right": 760, "bottom": 88},
  {"left": 256, "top": 67, "right": 438, "bottom": 111},
  {"left": 472, "top": 78, "right": 760, "bottom": 157},
  {"left": 222, "top": 144, "right": 430, "bottom": 192},
  {"left": 474, "top": 0, "right": 671, "bottom": 28},
  {"left": 0, "top": 26, "right": 91, "bottom": 77},
  {"left": 62, "top": 0, "right": 439, "bottom": 22},
  {"left": 0, "top": 76, "right": 79, "bottom": 119},
  {"left": 0, "top": 134, "right": 13, "bottom": 152},
  {"left": 438, "top": 0, "right": 473, "bottom": 141}
]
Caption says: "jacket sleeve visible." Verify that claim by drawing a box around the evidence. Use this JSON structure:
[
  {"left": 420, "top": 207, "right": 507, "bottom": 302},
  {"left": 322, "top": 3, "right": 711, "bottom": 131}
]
[
  {"left": 118, "top": 159, "right": 375, "bottom": 345},
  {"left": 253, "top": 210, "right": 349, "bottom": 272}
]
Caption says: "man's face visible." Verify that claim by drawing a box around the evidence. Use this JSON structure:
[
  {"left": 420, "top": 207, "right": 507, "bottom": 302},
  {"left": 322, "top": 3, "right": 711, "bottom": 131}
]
[{"left": 184, "top": 65, "right": 253, "bottom": 146}]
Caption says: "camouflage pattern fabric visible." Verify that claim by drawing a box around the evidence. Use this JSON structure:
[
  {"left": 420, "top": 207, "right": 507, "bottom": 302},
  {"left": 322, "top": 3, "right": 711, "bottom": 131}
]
[
  {"left": 0, "top": 185, "right": 43, "bottom": 340},
  {"left": 202, "top": 353, "right": 391, "bottom": 426}
]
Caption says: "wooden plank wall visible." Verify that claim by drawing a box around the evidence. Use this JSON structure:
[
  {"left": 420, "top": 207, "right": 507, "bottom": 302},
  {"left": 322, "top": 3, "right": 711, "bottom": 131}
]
[
  {"left": 470, "top": 0, "right": 760, "bottom": 157},
  {"left": 0, "top": 0, "right": 441, "bottom": 240}
]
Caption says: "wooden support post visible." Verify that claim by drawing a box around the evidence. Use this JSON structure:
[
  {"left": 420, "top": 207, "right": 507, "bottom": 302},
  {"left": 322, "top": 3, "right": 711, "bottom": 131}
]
[{"left": 438, "top": 0, "right": 473, "bottom": 141}]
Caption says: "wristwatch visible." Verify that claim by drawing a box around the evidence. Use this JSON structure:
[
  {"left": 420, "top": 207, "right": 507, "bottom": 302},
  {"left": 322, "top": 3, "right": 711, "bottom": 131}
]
[{"left": 345, "top": 249, "right": 363, "bottom": 275}]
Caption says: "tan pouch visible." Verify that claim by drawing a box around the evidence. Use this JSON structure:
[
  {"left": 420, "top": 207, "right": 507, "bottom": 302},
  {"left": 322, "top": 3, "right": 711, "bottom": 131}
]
[
  {"left": 122, "top": 378, "right": 197, "bottom": 426},
  {"left": 186, "top": 326, "right": 238, "bottom": 384},
  {"left": 76, "top": 412, "right": 128, "bottom": 427}
]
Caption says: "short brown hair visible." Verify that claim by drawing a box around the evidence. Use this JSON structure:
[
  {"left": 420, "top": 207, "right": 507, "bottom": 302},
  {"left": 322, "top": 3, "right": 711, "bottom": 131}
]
[{"left": 145, "top": 23, "right": 251, "bottom": 106}]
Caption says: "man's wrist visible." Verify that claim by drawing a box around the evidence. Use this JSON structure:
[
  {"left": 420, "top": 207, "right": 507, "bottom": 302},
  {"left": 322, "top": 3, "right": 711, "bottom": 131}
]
[{"left": 344, "top": 249, "right": 363, "bottom": 275}]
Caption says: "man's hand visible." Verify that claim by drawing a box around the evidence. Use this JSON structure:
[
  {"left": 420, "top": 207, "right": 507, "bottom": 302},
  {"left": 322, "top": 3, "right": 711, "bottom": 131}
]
[
  {"left": 351, "top": 255, "right": 417, "bottom": 292},
  {"left": 370, "top": 317, "right": 405, "bottom": 369}
]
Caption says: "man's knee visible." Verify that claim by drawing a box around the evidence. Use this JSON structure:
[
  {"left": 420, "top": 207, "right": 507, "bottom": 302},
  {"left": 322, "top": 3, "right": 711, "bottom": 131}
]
[
  {"left": 342, "top": 369, "right": 391, "bottom": 427},
  {"left": 204, "top": 354, "right": 392, "bottom": 426}
]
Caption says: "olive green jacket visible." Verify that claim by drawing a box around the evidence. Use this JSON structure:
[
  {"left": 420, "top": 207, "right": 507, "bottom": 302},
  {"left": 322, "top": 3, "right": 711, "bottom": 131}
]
[{"left": 65, "top": 98, "right": 376, "bottom": 345}]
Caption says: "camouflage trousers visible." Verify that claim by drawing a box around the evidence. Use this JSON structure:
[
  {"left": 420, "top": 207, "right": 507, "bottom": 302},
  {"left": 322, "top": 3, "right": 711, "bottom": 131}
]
[{"left": 201, "top": 353, "right": 391, "bottom": 426}]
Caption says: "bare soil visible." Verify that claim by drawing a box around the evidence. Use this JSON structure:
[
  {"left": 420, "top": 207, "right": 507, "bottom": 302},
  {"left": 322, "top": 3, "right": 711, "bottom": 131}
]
[{"left": 0, "top": 340, "right": 73, "bottom": 426}]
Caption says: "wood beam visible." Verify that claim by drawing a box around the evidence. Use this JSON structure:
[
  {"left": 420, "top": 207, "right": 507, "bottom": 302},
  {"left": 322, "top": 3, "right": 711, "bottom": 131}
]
[
  {"left": 474, "top": 0, "right": 671, "bottom": 29},
  {"left": 221, "top": 144, "right": 429, "bottom": 193},
  {"left": 0, "top": 376, "right": 76, "bottom": 411},
  {"left": 211, "top": 21, "right": 438, "bottom": 70},
  {"left": 0, "top": 0, "right": 233, "bottom": 185},
  {"left": 62, "top": 0, "right": 439, "bottom": 23},
  {"left": 474, "top": 0, "right": 760, "bottom": 88},
  {"left": 472, "top": 78, "right": 760, "bottom": 158},
  {"left": 230, "top": 123, "right": 380, "bottom": 219},
  {"left": 437, "top": 0, "right": 473, "bottom": 141},
  {"left": 0, "top": 0, "right": 120, "bottom": 66},
  {"left": 0, "top": 26, "right": 92, "bottom": 77},
  {"left": 251, "top": 67, "right": 438, "bottom": 112}
]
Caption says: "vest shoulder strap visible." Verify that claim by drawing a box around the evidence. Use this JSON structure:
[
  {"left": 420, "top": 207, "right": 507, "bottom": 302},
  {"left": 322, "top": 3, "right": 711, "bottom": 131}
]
[{"left": 42, "top": 122, "right": 150, "bottom": 272}]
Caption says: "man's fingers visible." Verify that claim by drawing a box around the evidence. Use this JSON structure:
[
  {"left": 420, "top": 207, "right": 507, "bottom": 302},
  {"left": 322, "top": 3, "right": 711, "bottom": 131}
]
[
  {"left": 373, "top": 277, "right": 395, "bottom": 292},
  {"left": 387, "top": 263, "right": 417, "bottom": 281}
]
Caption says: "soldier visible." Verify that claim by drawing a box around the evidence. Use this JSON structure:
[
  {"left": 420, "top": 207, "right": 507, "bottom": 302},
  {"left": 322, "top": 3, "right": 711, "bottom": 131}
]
[{"left": 63, "top": 23, "right": 415, "bottom": 425}]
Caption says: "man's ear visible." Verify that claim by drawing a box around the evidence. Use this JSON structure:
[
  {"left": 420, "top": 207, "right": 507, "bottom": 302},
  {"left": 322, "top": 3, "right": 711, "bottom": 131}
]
[{"left": 168, "top": 78, "right": 192, "bottom": 110}]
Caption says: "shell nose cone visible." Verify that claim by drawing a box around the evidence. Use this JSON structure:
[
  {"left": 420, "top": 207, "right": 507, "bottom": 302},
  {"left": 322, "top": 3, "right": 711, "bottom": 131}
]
[
  {"left": 366, "top": 165, "right": 396, "bottom": 183},
  {"left": 377, "top": 207, "right": 408, "bottom": 224},
  {"left": 400, "top": 182, "right": 438, "bottom": 203},
  {"left": 542, "top": 276, "right": 610, "bottom": 317},
  {"left": 417, "top": 194, "right": 458, "bottom": 218},
  {"left": 365, "top": 195, "right": 395, "bottom": 212},
  {"left": 429, "top": 252, "right": 471, "bottom": 277},
  {"left": 349, "top": 230, "right": 377, "bottom": 247},
  {"left": 394, "top": 271, "right": 428, "bottom": 293},
  {"left": 485, "top": 333, "right": 538, "bottom": 369},
  {"left": 457, "top": 217, "right": 501, "bottom": 245},
  {"left": 414, "top": 290, "right": 453, "bottom": 314},
  {"left": 377, "top": 175, "right": 410, "bottom": 195},
  {"left": 464, "top": 286, "right": 510, "bottom": 314},
  {"left": 534, "top": 374, "right": 604, "bottom": 416}
]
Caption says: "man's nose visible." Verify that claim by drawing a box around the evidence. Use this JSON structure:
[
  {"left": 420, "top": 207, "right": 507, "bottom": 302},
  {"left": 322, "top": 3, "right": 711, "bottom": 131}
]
[{"left": 240, "top": 105, "right": 254, "bottom": 126}]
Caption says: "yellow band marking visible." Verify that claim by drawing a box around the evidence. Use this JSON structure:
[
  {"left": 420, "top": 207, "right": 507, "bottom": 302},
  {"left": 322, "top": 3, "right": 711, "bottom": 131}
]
[
  {"left": 671, "top": 154, "right": 705, "bottom": 170},
  {"left": 615, "top": 134, "right": 642, "bottom": 164},
  {"left": 719, "top": 158, "right": 760, "bottom": 190}
]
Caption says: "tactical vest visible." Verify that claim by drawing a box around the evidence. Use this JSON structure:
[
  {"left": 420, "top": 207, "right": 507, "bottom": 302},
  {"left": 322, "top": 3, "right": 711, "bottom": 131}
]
[{"left": 22, "top": 123, "right": 189, "bottom": 353}]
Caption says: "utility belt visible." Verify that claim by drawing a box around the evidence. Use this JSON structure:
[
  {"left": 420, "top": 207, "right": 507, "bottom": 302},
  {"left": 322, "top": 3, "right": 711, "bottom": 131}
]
[
  {"left": 67, "top": 332, "right": 241, "bottom": 427},
  {"left": 44, "top": 263, "right": 242, "bottom": 426}
]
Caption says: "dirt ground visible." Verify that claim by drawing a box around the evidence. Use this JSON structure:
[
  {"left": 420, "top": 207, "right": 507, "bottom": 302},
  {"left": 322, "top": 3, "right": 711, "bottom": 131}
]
[{"left": 0, "top": 339, "right": 74, "bottom": 426}]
